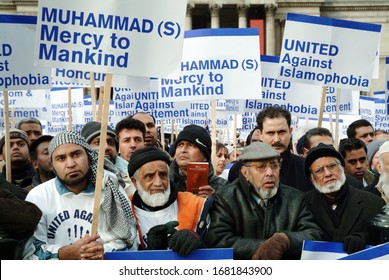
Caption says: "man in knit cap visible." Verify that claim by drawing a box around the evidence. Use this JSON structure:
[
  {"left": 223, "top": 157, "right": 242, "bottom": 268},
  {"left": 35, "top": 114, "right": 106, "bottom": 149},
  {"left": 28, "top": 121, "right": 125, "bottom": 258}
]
[
  {"left": 0, "top": 129, "right": 36, "bottom": 191},
  {"left": 23, "top": 131, "right": 138, "bottom": 260},
  {"left": 304, "top": 143, "right": 385, "bottom": 255},
  {"left": 207, "top": 141, "right": 323, "bottom": 259},
  {"left": 170, "top": 124, "right": 227, "bottom": 197},
  {"left": 127, "top": 146, "right": 212, "bottom": 256},
  {"left": 373, "top": 141, "right": 389, "bottom": 203}
]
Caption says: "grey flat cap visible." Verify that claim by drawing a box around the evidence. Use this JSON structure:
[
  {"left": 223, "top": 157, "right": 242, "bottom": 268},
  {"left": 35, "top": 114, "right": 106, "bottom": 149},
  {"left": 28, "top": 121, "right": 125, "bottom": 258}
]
[{"left": 240, "top": 142, "right": 280, "bottom": 162}]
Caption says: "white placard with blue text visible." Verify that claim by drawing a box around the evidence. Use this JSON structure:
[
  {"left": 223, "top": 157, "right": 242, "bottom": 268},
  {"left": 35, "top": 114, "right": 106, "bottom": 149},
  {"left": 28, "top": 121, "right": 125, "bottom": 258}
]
[
  {"left": 359, "top": 95, "right": 376, "bottom": 125},
  {"left": 386, "top": 57, "right": 389, "bottom": 104},
  {"left": 52, "top": 68, "right": 151, "bottom": 90},
  {"left": 375, "top": 99, "right": 389, "bottom": 132},
  {"left": 50, "top": 87, "right": 84, "bottom": 125},
  {"left": 279, "top": 13, "right": 381, "bottom": 91},
  {"left": 0, "top": 15, "right": 51, "bottom": 90},
  {"left": 35, "top": 0, "right": 187, "bottom": 78},
  {"left": 245, "top": 55, "right": 322, "bottom": 118},
  {"left": 112, "top": 88, "right": 191, "bottom": 121},
  {"left": 0, "top": 89, "right": 47, "bottom": 108},
  {"left": 158, "top": 28, "right": 261, "bottom": 101},
  {"left": 324, "top": 87, "right": 359, "bottom": 115}
]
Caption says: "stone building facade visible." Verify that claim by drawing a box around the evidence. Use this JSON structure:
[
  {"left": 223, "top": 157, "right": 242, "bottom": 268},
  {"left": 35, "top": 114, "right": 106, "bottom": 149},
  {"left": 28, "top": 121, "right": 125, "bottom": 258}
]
[{"left": 1, "top": 0, "right": 389, "bottom": 94}]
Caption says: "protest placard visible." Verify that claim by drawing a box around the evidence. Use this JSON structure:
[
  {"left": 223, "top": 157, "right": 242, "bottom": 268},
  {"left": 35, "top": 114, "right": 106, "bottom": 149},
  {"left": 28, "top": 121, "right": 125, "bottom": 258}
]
[
  {"left": 159, "top": 28, "right": 261, "bottom": 101},
  {"left": 52, "top": 68, "right": 151, "bottom": 90},
  {"left": 245, "top": 55, "right": 322, "bottom": 118},
  {"left": 279, "top": 13, "right": 381, "bottom": 91},
  {"left": 324, "top": 87, "right": 359, "bottom": 115},
  {"left": 112, "top": 88, "right": 191, "bottom": 120},
  {"left": 50, "top": 87, "right": 84, "bottom": 125},
  {"left": 386, "top": 57, "right": 389, "bottom": 108},
  {"left": 0, "top": 89, "right": 46, "bottom": 108},
  {"left": 359, "top": 95, "right": 376, "bottom": 125},
  {"left": 0, "top": 14, "right": 51, "bottom": 90},
  {"left": 35, "top": 0, "right": 186, "bottom": 78},
  {"left": 375, "top": 98, "right": 389, "bottom": 132}
]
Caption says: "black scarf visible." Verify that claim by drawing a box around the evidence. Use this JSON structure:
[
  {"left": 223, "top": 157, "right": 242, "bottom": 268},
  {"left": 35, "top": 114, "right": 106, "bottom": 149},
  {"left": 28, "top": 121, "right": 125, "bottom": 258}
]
[{"left": 320, "top": 182, "right": 349, "bottom": 227}]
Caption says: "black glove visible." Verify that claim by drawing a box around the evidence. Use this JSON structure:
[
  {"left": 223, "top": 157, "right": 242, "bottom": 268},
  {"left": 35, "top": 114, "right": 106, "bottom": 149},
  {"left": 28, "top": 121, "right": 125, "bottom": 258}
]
[
  {"left": 343, "top": 234, "right": 366, "bottom": 254},
  {"left": 168, "top": 229, "right": 205, "bottom": 256},
  {"left": 252, "top": 232, "right": 290, "bottom": 260},
  {"left": 146, "top": 221, "right": 178, "bottom": 250}
]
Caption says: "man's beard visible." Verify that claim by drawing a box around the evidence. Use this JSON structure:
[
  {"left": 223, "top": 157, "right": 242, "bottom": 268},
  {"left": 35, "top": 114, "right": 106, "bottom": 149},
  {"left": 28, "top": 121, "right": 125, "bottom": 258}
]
[
  {"left": 136, "top": 179, "right": 171, "bottom": 208},
  {"left": 255, "top": 185, "right": 279, "bottom": 200},
  {"left": 312, "top": 170, "right": 346, "bottom": 194},
  {"left": 57, "top": 169, "right": 90, "bottom": 188},
  {"left": 378, "top": 170, "right": 389, "bottom": 198},
  {"left": 249, "top": 172, "right": 279, "bottom": 199}
]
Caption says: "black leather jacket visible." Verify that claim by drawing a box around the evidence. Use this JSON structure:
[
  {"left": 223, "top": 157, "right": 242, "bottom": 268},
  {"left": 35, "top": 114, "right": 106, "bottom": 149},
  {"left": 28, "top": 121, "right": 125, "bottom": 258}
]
[{"left": 206, "top": 174, "right": 324, "bottom": 259}]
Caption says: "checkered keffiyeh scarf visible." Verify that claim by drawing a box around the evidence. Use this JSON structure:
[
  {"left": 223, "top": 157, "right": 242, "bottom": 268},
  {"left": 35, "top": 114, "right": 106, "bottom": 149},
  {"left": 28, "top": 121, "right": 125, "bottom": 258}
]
[{"left": 49, "top": 130, "right": 136, "bottom": 247}]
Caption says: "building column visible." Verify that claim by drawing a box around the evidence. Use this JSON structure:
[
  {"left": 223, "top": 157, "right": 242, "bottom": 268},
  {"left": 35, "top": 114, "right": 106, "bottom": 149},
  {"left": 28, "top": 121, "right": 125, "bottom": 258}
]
[
  {"left": 265, "top": 4, "right": 277, "bottom": 55},
  {"left": 275, "top": 19, "right": 285, "bottom": 55},
  {"left": 185, "top": 4, "right": 194, "bottom": 30},
  {"left": 209, "top": 4, "right": 221, "bottom": 28},
  {"left": 237, "top": 4, "right": 249, "bottom": 28}
]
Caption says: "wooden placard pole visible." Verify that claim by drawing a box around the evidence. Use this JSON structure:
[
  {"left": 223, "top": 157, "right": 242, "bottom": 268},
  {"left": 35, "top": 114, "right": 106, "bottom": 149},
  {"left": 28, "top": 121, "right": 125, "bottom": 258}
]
[
  {"left": 329, "top": 113, "right": 333, "bottom": 135},
  {"left": 97, "top": 86, "right": 104, "bottom": 122},
  {"left": 91, "top": 73, "right": 112, "bottom": 236},
  {"left": 90, "top": 72, "right": 97, "bottom": 121},
  {"left": 233, "top": 113, "right": 237, "bottom": 155},
  {"left": 67, "top": 86, "right": 72, "bottom": 131},
  {"left": 10, "top": 107, "right": 15, "bottom": 129},
  {"left": 211, "top": 100, "right": 217, "bottom": 169},
  {"left": 334, "top": 88, "right": 341, "bottom": 150},
  {"left": 3, "top": 90, "right": 12, "bottom": 182},
  {"left": 318, "top": 86, "right": 327, "bottom": 128},
  {"left": 170, "top": 119, "right": 175, "bottom": 144},
  {"left": 160, "top": 119, "right": 165, "bottom": 151}
]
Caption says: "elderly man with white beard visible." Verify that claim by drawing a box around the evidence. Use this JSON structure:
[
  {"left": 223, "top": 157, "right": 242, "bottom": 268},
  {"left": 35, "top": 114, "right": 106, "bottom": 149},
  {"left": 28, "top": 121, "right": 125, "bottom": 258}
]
[
  {"left": 304, "top": 143, "right": 385, "bottom": 254},
  {"left": 206, "top": 142, "right": 323, "bottom": 260},
  {"left": 373, "top": 141, "right": 389, "bottom": 203},
  {"left": 127, "top": 146, "right": 213, "bottom": 256}
]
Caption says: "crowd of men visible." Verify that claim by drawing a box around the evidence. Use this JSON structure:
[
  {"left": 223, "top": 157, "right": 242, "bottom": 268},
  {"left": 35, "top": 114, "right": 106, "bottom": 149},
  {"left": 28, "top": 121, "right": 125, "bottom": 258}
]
[{"left": 1, "top": 107, "right": 389, "bottom": 260}]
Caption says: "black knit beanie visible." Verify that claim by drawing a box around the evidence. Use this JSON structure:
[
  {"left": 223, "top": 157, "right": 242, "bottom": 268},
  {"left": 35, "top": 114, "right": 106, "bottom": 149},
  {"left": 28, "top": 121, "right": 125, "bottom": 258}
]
[
  {"left": 81, "top": 121, "right": 118, "bottom": 150},
  {"left": 304, "top": 143, "right": 345, "bottom": 177},
  {"left": 175, "top": 125, "right": 211, "bottom": 161},
  {"left": 128, "top": 147, "right": 171, "bottom": 177},
  {"left": 0, "top": 129, "right": 29, "bottom": 153}
]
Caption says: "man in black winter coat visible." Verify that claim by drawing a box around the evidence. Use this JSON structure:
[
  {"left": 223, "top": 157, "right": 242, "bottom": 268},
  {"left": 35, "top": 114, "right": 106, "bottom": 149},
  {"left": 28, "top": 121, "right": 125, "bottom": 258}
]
[
  {"left": 207, "top": 142, "right": 323, "bottom": 260},
  {"left": 304, "top": 143, "right": 385, "bottom": 254}
]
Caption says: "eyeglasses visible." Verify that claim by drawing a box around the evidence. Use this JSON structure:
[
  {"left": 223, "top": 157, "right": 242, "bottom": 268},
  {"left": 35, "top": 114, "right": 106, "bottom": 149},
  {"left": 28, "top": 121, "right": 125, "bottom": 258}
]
[
  {"left": 311, "top": 162, "right": 339, "bottom": 177},
  {"left": 245, "top": 161, "right": 280, "bottom": 173}
]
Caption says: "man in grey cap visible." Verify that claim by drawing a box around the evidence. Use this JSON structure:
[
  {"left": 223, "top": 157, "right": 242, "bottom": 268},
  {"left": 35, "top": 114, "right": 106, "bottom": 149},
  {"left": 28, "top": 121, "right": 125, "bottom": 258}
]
[{"left": 206, "top": 141, "right": 323, "bottom": 260}]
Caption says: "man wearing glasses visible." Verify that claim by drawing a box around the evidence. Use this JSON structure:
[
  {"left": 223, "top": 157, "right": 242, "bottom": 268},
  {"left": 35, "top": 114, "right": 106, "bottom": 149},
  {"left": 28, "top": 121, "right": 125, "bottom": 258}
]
[
  {"left": 206, "top": 141, "right": 323, "bottom": 260},
  {"left": 304, "top": 143, "right": 385, "bottom": 255}
]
